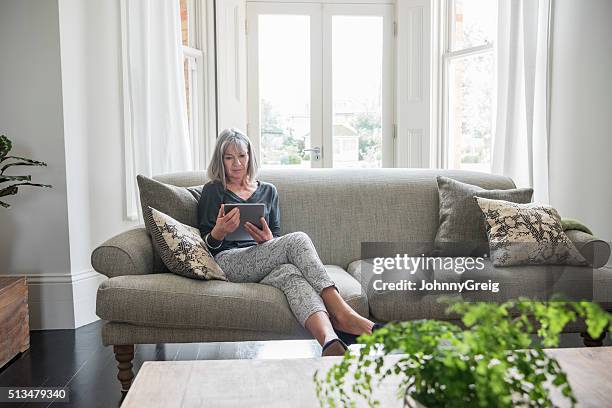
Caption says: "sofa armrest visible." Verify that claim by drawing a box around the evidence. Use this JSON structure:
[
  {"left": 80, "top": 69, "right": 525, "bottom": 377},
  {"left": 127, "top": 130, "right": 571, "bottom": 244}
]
[
  {"left": 92, "top": 227, "right": 160, "bottom": 278},
  {"left": 566, "top": 230, "right": 611, "bottom": 268}
]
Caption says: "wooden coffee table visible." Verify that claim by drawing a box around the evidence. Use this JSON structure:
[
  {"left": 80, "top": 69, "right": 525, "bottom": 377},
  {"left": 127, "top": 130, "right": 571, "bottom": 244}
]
[{"left": 121, "top": 346, "right": 612, "bottom": 407}]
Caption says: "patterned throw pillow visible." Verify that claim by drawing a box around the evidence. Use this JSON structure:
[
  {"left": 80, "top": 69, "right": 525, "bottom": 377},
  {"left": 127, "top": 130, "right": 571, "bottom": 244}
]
[
  {"left": 474, "top": 197, "right": 587, "bottom": 267},
  {"left": 143, "top": 206, "right": 227, "bottom": 281}
]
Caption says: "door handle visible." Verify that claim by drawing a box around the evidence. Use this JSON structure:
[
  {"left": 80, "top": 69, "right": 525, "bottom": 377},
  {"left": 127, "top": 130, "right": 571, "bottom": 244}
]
[{"left": 302, "top": 146, "right": 321, "bottom": 160}]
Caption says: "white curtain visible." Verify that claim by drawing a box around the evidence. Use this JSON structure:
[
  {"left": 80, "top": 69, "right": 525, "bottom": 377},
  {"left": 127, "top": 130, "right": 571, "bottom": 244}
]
[
  {"left": 121, "top": 0, "right": 193, "bottom": 220},
  {"left": 492, "top": 0, "right": 552, "bottom": 204}
]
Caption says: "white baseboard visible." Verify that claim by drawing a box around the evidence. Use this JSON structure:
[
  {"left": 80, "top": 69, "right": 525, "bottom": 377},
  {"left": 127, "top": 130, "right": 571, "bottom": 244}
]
[
  {"left": 72, "top": 269, "right": 107, "bottom": 328},
  {"left": 1, "top": 269, "right": 107, "bottom": 330}
]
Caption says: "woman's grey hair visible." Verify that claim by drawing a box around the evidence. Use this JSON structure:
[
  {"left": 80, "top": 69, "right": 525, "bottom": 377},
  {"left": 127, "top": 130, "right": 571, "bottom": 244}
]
[{"left": 207, "top": 128, "right": 259, "bottom": 188}]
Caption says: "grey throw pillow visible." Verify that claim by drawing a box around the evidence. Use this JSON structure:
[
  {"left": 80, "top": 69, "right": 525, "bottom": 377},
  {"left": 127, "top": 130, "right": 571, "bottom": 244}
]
[
  {"left": 143, "top": 206, "right": 227, "bottom": 281},
  {"left": 136, "top": 174, "right": 203, "bottom": 228},
  {"left": 434, "top": 176, "right": 533, "bottom": 256},
  {"left": 474, "top": 197, "right": 587, "bottom": 267}
]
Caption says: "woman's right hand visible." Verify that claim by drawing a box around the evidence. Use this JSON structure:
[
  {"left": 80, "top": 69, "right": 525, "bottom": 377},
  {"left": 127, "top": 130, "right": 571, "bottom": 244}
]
[{"left": 210, "top": 204, "right": 240, "bottom": 240}]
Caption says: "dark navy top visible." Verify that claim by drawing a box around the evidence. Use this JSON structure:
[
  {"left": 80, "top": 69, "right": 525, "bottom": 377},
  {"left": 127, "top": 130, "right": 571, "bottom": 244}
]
[{"left": 197, "top": 180, "right": 280, "bottom": 256}]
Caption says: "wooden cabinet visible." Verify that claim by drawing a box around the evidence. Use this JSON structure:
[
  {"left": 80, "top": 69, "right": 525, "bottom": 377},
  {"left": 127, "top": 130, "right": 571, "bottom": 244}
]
[{"left": 0, "top": 277, "right": 30, "bottom": 369}]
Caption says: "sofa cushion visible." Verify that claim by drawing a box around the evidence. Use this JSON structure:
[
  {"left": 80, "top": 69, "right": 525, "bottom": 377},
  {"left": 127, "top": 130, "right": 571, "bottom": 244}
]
[
  {"left": 96, "top": 265, "right": 368, "bottom": 333},
  {"left": 434, "top": 176, "right": 533, "bottom": 256},
  {"left": 144, "top": 207, "right": 226, "bottom": 281},
  {"left": 348, "top": 258, "right": 611, "bottom": 322}
]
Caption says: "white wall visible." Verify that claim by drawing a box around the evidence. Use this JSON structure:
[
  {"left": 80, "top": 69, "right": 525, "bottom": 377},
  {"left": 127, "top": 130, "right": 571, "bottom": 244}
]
[
  {"left": 58, "top": 0, "right": 138, "bottom": 327},
  {"left": 0, "top": 0, "right": 75, "bottom": 328},
  {"left": 549, "top": 0, "right": 612, "bottom": 250},
  {"left": 58, "top": 0, "right": 137, "bottom": 250}
]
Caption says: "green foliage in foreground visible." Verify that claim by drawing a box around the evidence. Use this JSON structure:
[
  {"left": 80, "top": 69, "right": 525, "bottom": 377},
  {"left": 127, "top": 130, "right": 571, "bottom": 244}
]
[
  {"left": 314, "top": 299, "right": 612, "bottom": 408},
  {"left": 0, "top": 135, "right": 51, "bottom": 208}
]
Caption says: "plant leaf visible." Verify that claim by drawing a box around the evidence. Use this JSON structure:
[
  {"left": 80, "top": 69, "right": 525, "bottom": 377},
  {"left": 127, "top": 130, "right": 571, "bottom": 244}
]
[
  {"left": 0, "top": 200, "right": 10, "bottom": 208},
  {"left": 0, "top": 175, "right": 32, "bottom": 183},
  {"left": 0, "top": 185, "right": 18, "bottom": 197},
  {"left": 0, "top": 135, "right": 11, "bottom": 160},
  {"left": 1, "top": 160, "right": 47, "bottom": 174},
  {"left": 0, "top": 155, "right": 48, "bottom": 166},
  {"left": 0, "top": 182, "right": 52, "bottom": 198}
]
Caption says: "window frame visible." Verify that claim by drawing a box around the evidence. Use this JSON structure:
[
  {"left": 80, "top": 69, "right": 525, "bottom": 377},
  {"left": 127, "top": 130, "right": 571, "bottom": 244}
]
[
  {"left": 181, "top": 0, "right": 210, "bottom": 171},
  {"left": 438, "top": 0, "right": 495, "bottom": 170}
]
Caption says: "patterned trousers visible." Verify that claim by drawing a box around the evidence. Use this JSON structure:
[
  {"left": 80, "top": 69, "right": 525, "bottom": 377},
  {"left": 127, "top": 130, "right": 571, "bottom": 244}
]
[{"left": 214, "top": 232, "right": 336, "bottom": 326}]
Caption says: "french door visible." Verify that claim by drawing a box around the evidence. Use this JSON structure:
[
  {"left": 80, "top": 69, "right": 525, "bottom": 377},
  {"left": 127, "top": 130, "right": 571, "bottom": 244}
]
[{"left": 246, "top": 2, "right": 395, "bottom": 168}]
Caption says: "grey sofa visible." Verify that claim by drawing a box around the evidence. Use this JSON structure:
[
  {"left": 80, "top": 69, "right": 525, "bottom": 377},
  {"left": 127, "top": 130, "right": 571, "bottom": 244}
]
[{"left": 92, "top": 169, "right": 612, "bottom": 392}]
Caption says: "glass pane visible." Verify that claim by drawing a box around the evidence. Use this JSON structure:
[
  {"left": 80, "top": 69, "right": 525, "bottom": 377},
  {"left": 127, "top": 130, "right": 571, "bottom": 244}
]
[
  {"left": 180, "top": 0, "right": 189, "bottom": 46},
  {"left": 448, "top": 52, "right": 494, "bottom": 171},
  {"left": 332, "top": 16, "right": 383, "bottom": 168},
  {"left": 258, "top": 15, "right": 311, "bottom": 168},
  {"left": 451, "top": 0, "right": 497, "bottom": 51}
]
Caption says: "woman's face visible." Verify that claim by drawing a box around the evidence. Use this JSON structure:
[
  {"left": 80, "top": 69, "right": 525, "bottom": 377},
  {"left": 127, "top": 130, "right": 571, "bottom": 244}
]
[{"left": 223, "top": 142, "right": 249, "bottom": 182}]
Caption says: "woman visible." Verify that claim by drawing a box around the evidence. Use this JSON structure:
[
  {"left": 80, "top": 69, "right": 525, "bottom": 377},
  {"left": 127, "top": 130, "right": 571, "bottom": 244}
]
[{"left": 198, "top": 128, "right": 376, "bottom": 356}]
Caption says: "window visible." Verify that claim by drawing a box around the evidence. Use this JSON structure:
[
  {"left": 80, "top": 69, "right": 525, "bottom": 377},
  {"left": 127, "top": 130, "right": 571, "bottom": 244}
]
[
  {"left": 442, "top": 0, "right": 497, "bottom": 172},
  {"left": 180, "top": 0, "right": 207, "bottom": 170},
  {"left": 246, "top": 2, "right": 394, "bottom": 169}
]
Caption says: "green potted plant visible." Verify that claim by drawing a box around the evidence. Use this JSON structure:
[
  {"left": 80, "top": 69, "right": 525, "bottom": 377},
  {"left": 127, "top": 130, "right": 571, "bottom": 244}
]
[
  {"left": 0, "top": 135, "right": 51, "bottom": 208},
  {"left": 314, "top": 298, "right": 612, "bottom": 407}
]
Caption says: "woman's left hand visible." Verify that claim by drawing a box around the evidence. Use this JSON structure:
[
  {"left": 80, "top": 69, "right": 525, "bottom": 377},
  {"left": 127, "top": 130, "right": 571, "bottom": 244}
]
[{"left": 245, "top": 217, "right": 274, "bottom": 244}]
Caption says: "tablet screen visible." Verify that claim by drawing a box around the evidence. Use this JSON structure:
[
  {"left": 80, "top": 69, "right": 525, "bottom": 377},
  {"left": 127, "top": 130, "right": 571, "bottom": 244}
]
[{"left": 223, "top": 203, "right": 265, "bottom": 241}]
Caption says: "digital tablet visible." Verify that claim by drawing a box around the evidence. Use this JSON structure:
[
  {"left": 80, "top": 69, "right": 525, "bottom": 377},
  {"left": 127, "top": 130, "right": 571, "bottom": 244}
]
[{"left": 223, "top": 203, "right": 265, "bottom": 241}]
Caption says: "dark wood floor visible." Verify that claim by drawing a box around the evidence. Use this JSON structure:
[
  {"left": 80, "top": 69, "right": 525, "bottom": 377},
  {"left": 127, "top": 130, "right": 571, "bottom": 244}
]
[
  {"left": 0, "top": 320, "right": 323, "bottom": 408},
  {"left": 1, "top": 320, "right": 610, "bottom": 408}
]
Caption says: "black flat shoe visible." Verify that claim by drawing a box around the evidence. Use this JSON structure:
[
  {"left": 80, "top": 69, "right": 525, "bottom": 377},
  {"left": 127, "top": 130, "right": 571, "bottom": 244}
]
[
  {"left": 321, "top": 338, "right": 348, "bottom": 357},
  {"left": 336, "top": 323, "right": 386, "bottom": 346},
  {"left": 372, "top": 323, "right": 385, "bottom": 331}
]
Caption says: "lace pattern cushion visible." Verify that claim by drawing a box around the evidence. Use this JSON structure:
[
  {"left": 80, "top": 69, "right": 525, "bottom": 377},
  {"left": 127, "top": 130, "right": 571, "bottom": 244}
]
[
  {"left": 474, "top": 197, "right": 587, "bottom": 267},
  {"left": 144, "top": 207, "right": 227, "bottom": 281}
]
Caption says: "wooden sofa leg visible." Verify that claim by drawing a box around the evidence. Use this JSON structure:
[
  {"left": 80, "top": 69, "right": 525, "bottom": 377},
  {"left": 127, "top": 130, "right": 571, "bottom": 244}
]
[
  {"left": 113, "top": 345, "right": 135, "bottom": 393},
  {"left": 581, "top": 330, "right": 607, "bottom": 347}
]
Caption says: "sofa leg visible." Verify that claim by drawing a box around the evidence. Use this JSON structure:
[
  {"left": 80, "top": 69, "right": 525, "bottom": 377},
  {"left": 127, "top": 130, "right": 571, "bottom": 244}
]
[
  {"left": 581, "top": 330, "right": 607, "bottom": 347},
  {"left": 113, "top": 345, "right": 135, "bottom": 393}
]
